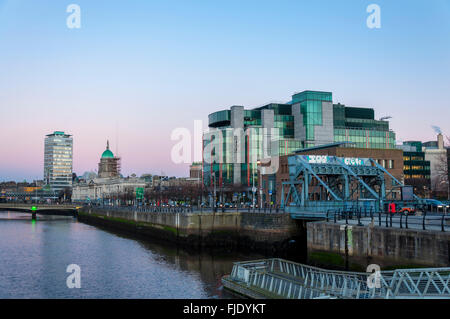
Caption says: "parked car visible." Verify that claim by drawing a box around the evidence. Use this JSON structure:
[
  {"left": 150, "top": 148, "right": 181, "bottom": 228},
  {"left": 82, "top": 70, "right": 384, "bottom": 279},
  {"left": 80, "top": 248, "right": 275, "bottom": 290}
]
[
  {"left": 418, "top": 199, "right": 449, "bottom": 213},
  {"left": 397, "top": 206, "right": 416, "bottom": 215},
  {"left": 223, "top": 203, "right": 236, "bottom": 208}
]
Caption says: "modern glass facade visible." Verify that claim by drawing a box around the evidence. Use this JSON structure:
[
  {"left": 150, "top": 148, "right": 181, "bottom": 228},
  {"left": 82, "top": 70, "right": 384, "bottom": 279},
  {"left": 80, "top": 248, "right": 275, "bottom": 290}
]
[
  {"left": 333, "top": 104, "right": 396, "bottom": 149},
  {"left": 291, "top": 91, "right": 333, "bottom": 104},
  {"left": 396, "top": 141, "right": 431, "bottom": 196},
  {"left": 44, "top": 131, "right": 73, "bottom": 192},
  {"left": 208, "top": 110, "right": 230, "bottom": 128},
  {"left": 403, "top": 152, "right": 431, "bottom": 179},
  {"left": 292, "top": 91, "right": 332, "bottom": 146},
  {"left": 204, "top": 103, "right": 303, "bottom": 188},
  {"left": 401, "top": 142, "right": 431, "bottom": 180},
  {"left": 203, "top": 90, "right": 397, "bottom": 188}
]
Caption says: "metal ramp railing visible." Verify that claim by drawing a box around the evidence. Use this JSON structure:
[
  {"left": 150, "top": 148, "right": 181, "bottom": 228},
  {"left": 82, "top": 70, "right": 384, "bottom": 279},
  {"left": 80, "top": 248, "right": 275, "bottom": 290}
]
[
  {"left": 379, "top": 268, "right": 450, "bottom": 298},
  {"left": 228, "top": 259, "right": 450, "bottom": 299}
]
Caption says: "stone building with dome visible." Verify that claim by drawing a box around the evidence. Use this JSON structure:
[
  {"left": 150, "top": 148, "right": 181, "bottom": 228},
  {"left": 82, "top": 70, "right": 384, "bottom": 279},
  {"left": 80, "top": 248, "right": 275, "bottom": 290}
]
[
  {"left": 72, "top": 140, "right": 146, "bottom": 203},
  {"left": 98, "top": 141, "right": 120, "bottom": 178},
  {"left": 72, "top": 140, "right": 199, "bottom": 204}
]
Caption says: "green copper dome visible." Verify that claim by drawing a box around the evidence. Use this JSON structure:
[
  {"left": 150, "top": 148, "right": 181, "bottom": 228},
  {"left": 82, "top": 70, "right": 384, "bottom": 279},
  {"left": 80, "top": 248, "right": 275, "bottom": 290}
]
[{"left": 101, "top": 141, "right": 114, "bottom": 158}]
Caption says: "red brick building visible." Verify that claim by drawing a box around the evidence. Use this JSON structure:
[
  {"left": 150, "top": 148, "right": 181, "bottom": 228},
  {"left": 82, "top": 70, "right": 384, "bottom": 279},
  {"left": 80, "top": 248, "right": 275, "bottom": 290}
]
[{"left": 259, "top": 144, "right": 403, "bottom": 206}]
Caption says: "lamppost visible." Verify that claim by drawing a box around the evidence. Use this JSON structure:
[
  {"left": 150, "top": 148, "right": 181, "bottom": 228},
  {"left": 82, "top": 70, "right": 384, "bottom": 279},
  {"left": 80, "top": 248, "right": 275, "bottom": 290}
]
[
  {"left": 252, "top": 160, "right": 261, "bottom": 211},
  {"left": 252, "top": 165, "right": 256, "bottom": 211},
  {"left": 212, "top": 173, "right": 217, "bottom": 212},
  {"left": 258, "top": 162, "right": 263, "bottom": 209}
]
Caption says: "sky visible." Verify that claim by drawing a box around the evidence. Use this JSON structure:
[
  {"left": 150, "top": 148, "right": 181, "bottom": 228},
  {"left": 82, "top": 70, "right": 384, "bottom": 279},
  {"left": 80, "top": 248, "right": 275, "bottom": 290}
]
[{"left": 0, "top": 0, "right": 449, "bottom": 181}]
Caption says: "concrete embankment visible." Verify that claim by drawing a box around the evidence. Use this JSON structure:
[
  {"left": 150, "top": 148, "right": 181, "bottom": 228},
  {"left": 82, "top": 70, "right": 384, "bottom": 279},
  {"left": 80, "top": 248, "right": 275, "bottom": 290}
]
[
  {"left": 78, "top": 208, "right": 305, "bottom": 257},
  {"left": 307, "top": 221, "right": 450, "bottom": 270},
  {"left": 77, "top": 208, "right": 449, "bottom": 270}
]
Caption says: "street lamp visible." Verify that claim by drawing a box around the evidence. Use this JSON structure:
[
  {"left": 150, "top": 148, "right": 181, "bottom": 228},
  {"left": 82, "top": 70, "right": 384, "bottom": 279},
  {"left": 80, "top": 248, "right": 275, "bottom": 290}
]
[
  {"left": 212, "top": 173, "right": 217, "bottom": 211},
  {"left": 252, "top": 160, "right": 261, "bottom": 211}
]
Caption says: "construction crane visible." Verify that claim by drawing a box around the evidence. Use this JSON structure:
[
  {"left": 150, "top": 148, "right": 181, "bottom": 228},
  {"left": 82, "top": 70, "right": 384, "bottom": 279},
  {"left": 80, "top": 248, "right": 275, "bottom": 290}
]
[{"left": 379, "top": 116, "right": 392, "bottom": 121}]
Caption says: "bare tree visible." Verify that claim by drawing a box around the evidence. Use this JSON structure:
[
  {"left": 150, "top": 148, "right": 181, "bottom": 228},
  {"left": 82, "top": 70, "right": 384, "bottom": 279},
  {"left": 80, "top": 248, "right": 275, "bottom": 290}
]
[{"left": 432, "top": 136, "right": 450, "bottom": 198}]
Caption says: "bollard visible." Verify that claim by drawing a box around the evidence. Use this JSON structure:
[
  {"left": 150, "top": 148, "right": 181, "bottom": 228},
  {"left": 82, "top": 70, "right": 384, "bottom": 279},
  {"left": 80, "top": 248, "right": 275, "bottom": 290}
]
[
  {"left": 400, "top": 214, "right": 403, "bottom": 228},
  {"left": 385, "top": 212, "right": 389, "bottom": 227},
  {"left": 32, "top": 212, "right": 37, "bottom": 221},
  {"left": 389, "top": 213, "right": 393, "bottom": 227},
  {"left": 442, "top": 214, "right": 445, "bottom": 232},
  {"left": 406, "top": 213, "right": 409, "bottom": 229}
]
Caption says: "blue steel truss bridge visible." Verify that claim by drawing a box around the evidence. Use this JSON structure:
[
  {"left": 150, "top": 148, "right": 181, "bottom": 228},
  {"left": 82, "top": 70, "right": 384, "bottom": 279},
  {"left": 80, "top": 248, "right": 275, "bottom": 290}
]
[{"left": 281, "top": 155, "right": 423, "bottom": 220}]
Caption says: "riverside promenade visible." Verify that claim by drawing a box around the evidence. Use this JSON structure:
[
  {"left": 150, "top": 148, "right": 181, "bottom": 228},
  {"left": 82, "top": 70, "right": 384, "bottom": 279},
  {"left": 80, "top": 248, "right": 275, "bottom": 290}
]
[
  {"left": 76, "top": 205, "right": 303, "bottom": 255},
  {"left": 76, "top": 205, "right": 450, "bottom": 269}
]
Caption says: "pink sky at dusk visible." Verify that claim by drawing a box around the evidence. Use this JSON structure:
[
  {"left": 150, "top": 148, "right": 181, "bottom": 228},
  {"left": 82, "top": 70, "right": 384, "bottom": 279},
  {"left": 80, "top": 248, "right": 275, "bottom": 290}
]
[{"left": 0, "top": 0, "right": 449, "bottom": 182}]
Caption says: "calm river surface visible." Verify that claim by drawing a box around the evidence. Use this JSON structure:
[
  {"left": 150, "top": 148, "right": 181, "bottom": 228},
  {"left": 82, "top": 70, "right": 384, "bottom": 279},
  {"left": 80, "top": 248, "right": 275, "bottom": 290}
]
[{"left": 0, "top": 211, "right": 263, "bottom": 299}]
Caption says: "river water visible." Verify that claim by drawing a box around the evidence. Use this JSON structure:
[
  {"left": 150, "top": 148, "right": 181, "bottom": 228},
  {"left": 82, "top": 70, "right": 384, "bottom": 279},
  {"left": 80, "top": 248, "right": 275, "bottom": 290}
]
[{"left": 0, "top": 211, "right": 263, "bottom": 299}]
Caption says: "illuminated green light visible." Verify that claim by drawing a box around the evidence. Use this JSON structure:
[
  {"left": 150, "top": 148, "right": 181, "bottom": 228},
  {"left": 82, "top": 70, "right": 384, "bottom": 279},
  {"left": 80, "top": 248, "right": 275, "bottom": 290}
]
[{"left": 31, "top": 206, "right": 37, "bottom": 211}]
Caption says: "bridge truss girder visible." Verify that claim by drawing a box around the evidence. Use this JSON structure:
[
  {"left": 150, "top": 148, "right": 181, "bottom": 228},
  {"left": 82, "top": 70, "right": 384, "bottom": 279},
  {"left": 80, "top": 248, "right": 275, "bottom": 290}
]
[{"left": 281, "top": 156, "right": 386, "bottom": 212}]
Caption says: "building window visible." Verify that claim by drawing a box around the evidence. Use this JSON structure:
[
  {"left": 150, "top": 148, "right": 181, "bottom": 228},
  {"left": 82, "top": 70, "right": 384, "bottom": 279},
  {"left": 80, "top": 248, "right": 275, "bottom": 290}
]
[{"left": 388, "top": 160, "right": 393, "bottom": 169}]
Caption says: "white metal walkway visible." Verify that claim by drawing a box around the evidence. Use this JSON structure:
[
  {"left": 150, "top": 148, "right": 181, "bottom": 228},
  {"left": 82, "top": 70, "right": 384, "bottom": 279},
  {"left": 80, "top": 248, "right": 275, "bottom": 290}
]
[{"left": 225, "top": 258, "right": 450, "bottom": 299}]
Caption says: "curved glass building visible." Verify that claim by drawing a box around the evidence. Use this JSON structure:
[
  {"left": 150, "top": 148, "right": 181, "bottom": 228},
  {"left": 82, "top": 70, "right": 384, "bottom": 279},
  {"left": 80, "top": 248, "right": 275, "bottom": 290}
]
[{"left": 203, "top": 90, "right": 396, "bottom": 190}]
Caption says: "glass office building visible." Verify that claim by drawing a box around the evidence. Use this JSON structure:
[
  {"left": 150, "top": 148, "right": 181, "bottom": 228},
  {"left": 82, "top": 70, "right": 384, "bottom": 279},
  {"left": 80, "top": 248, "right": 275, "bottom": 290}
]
[
  {"left": 44, "top": 131, "right": 73, "bottom": 192},
  {"left": 401, "top": 142, "right": 431, "bottom": 179},
  {"left": 203, "top": 90, "right": 396, "bottom": 188},
  {"left": 398, "top": 141, "right": 431, "bottom": 195},
  {"left": 204, "top": 104, "right": 302, "bottom": 187},
  {"left": 333, "top": 104, "right": 396, "bottom": 149},
  {"left": 291, "top": 91, "right": 333, "bottom": 146}
]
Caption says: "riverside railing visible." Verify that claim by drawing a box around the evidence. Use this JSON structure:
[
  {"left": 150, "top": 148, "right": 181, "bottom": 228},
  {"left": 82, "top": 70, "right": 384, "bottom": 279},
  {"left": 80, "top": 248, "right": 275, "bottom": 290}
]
[
  {"left": 327, "top": 208, "right": 450, "bottom": 232},
  {"left": 82, "top": 204, "right": 284, "bottom": 214},
  {"left": 228, "top": 258, "right": 450, "bottom": 299}
]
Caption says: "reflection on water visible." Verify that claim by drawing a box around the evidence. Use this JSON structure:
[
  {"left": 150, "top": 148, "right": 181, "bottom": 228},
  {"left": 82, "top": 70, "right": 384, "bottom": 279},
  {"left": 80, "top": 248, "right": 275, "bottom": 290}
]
[
  {"left": 0, "top": 211, "right": 263, "bottom": 299},
  {"left": 0, "top": 212, "right": 71, "bottom": 221}
]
